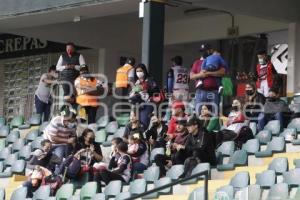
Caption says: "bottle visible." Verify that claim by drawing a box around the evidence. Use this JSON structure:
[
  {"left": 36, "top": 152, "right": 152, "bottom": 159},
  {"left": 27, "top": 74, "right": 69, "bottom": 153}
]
[{"left": 166, "top": 141, "right": 171, "bottom": 157}]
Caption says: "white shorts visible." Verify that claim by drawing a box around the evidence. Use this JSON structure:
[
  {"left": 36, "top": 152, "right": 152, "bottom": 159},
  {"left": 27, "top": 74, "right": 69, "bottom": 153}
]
[{"left": 258, "top": 79, "right": 269, "bottom": 97}]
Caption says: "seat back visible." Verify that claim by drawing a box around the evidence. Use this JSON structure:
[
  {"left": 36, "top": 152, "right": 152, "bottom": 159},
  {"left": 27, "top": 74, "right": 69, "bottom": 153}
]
[
  {"left": 229, "top": 150, "right": 248, "bottom": 166},
  {"left": 255, "top": 170, "right": 276, "bottom": 188},
  {"left": 10, "top": 187, "right": 27, "bottom": 200},
  {"left": 267, "top": 183, "right": 289, "bottom": 200},
  {"left": 129, "top": 179, "right": 146, "bottom": 195},
  {"left": 104, "top": 180, "right": 122, "bottom": 196},
  {"left": 230, "top": 171, "right": 250, "bottom": 189},
  {"left": 268, "top": 157, "right": 288, "bottom": 174},
  {"left": 256, "top": 130, "right": 272, "bottom": 144},
  {"left": 32, "top": 185, "right": 50, "bottom": 200},
  {"left": 242, "top": 139, "right": 259, "bottom": 154}
]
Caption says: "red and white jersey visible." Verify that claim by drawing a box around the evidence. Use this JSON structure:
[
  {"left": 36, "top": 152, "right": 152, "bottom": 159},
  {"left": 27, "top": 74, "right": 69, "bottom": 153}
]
[{"left": 172, "top": 65, "right": 189, "bottom": 90}]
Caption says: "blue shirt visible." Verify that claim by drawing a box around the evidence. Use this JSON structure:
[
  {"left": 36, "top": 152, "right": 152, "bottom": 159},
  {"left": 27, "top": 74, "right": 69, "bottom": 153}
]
[{"left": 201, "top": 54, "right": 228, "bottom": 71}]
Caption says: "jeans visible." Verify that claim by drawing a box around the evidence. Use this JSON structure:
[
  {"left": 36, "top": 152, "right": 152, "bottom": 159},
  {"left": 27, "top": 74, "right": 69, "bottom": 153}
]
[
  {"left": 139, "top": 104, "right": 154, "bottom": 128},
  {"left": 35, "top": 95, "right": 51, "bottom": 122},
  {"left": 133, "top": 162, "right": 147, "bottom": 174},
  {"left": 258, "top": 112, "right": 283, "bottom": 132},
  {"left": 195, "top": 89, "right": 220, "bottom": 115},
  {"left": 51, "top": 144, "right": 73, "bottom": 159},
  {"left": 84, "top": 106, "right": 98, "bottom": 124}
]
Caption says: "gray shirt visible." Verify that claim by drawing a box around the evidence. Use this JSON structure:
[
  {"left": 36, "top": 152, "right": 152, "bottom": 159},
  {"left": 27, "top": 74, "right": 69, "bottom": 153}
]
[{"left": 35, "top": 73, "right": 51, "bottom": 104}]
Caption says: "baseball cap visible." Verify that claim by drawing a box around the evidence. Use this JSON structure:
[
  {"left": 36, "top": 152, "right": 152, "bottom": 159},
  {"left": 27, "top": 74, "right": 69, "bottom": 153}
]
[
  {"left": 172, "top": 101, "right": 185, "bottom": 110},
  {"left": 176, "top": 119, "right": 187, "bottom": 126},
  {"left": 171, "top": 56, "right": 183, "bottom": 64},
  {"left": 186, "top": 116, "right": 200, "bottom": 126}
]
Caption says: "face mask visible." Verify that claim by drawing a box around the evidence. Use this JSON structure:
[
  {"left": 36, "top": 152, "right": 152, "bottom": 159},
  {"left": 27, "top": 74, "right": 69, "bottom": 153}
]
[
  {"left": 88, "top": 138, "right": 95, "bottom": 144},
  {"left": 67, "top": 122, "right": 76, "bottom": 129},
  {"left": 232, "top": 106, "right": 239, "bottom": 111},
  {"left": 152, "top": 122, "right": 159, "bottom": 127},
  {"left": 246, "top": 90, "right": 254, "bottom": 96},
  {"left": 136, "top": 72, "right": 144, "bottom": 78},
  {"left": 258, "top": 58, "right": 265, "bottom": 65}
]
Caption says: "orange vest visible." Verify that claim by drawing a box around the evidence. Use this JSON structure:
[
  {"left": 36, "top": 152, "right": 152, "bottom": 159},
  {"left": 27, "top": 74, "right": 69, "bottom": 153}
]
[
  {"left": 76, "top": 78, "right": 99, "bottom": 107},
  {"left": 115, "top": 64, "right": 133, "bottom": 88}
]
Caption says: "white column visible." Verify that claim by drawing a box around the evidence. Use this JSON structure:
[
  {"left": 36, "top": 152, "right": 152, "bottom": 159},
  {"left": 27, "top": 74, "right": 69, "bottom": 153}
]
[{"left": 287, "top": 23, "right": 300, "bottom": 96}]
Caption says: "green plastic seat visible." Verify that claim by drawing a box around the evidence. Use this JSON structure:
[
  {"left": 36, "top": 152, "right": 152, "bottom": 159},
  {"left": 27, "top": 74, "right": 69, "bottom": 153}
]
[
  {"left": 280, "top": 128, "right": 297, "bottom": 142},
  {"left": 242, "top": 139, "right": 260, "bottom": 154},
  {"left": 0, "top": 147, "right": 11, "bottom": 161},
  {"left": 10, "top": 116, "right": 24, "bottom": 129},
  {"left": 115, "top": 192, "right": 131, "bottom": 200},
  {"left": 268, "top": 157, "right": 288, "bottom": 175},
  {"left": 0, "top": 139, "right": 5, "bottom": 151},
  {"left": 216, "top": 141, "right": 235, "bottom": 157},
  {"left": 31, "top": 137, "right": 43, "bottom": 150},
  {"left": 80, "top": 182, "right": 98, "bottom": 200},
  {"left": 19, "top": 145, "right": 32, "bottom": 160},
  {"left": 239, "top": 184, "right": 261, "bottom": 200},
  {"left": 255, "top": 137, "right": 285, "bottom": 158},
  {"left": 12, "top": 139, "right": 25, "bottom": 152},
  {"left": 11, "top": 160, "right": 26, "bottom": 175},
  {"left": 267, "top": 183, "right": 289, "bottom": 200},
  {"left": 283, "top": 168, "right": 300, "bottom": 187},
  {"left": 0, "top": 188, "right": 4, "bottom": 200},
  {"left": 264, "top": 120, "right": 281, "bottom": 135},
  {"left": 38, "top": 121, "right": 49, "bottom": 135},
  {"left": 0, "top": 167, "right": 12, "bottom": 178},
  {"left": 182, "top": 163, "right": 210, "bottom": 184},
  {"left": 0, "top": 126, "right": 9, "bottom": 138},
  {"left": 166, "top": 164, "right": 184, "bottom": 180},
  {"left": 104, "top": 180, "right": 122, "bottom": 197},
  {"left": 217, "top": 149, "right": 248, "bottom": 171},
  {"left": 294, "top": 159, "right": 300, "bottom": 168},
  {"left": 256, "top": 130, "right": 272, "bottom": 144},
  {"left": 116, "top": 114, "right": 130, "bottom": 127},
  {"left": 67, "top": 195, "right": 80, "bottom": 200},
  {"left": 0, "top": 117, "right": 5, "bottom": 127},
  {"left": 188, "top": 187, "right": 205, "bottom": 200},
  {"left": 215, "top": 185, "right": 234, "bottom": 200},
  {"left": 18, "top": 123, "right": 31, "bottom": 130},
  {"left": 32, "top": 185, "right": 50, "bottom": 200},
  {"left": 29, "top": 114, "right": 41, "bottom": 126},
  {"left": 144, "top": 164, "right": 160, "bottom": 183},
  {"left": 6, "top": 131, "right": 20, "bottom": 145},
  {"left": 113, "top": 127, "right": 126, "bottom": 138},
  {"left": 95, "top": 129, "right": 107, "bottom": 144},
  {"left": 129, "top": 178, "right": 146, "bottom": 195},
  {"left": 290, "top": 186, "right": 300, "bottom": 200},
  {"left": 230, "top": 171, "right": 250, "bottom": 190},
  {"left": 56, "top": 183, "right": 74, "bottom": 200},
  {"left": 10, "top": 187, "right": 27, "bottom": 200},
  {"left": 105, "top": 121, "right": 118, "bottom": 135},
  {"left": 96, "top": 115, "right": 109, "bottom": 128},
  {"left": 150, "top": 148, "right": 165, "bottom": 161},
  {"left": 102, "top": 135, "right": 113, "bottom": 147},
  {"left": 4, "top": 153, "right": 18, "bottom": 167},
  {"left": 287, "top": 118, "right": 300, "bottom": 132},
  {"left": 25, "top": 129, "right": 39, "bottom": 143},
  {"left": 256, "top": 170, "right": 276, "bottom": 189},
  {"left": 249, "top": 122, "right": 257, "bottom": 136},
  {"left": 0, "top": 162, "right": 3, "bottom": 173},
  {"left": 91, "top": 193, "right": 105, "bottom": 200},
  {"left": 155, "top": 177, "right": 172, "bottom": 194}
]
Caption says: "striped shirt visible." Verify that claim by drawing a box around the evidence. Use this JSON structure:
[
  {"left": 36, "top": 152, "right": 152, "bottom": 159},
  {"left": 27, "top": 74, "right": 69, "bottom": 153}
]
[{"left": 43, "top": 116, "right": 76, "bottom": 144}]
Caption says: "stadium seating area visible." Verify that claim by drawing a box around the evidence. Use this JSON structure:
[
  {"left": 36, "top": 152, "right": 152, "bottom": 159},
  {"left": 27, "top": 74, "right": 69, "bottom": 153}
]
[{"left": 1, "top": 99, "right": 300, "bottom": 200}]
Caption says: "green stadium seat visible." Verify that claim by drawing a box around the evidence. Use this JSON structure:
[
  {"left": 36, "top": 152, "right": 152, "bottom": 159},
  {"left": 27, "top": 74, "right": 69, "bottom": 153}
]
[
  {"left": 0, "top": 139, "right": 5, "bottom": 151},
  {"left": 290, "top": 186, "right": 300, "bottom": 200},
  {"left": 10, "top": 187, "right": 27, "bottom": 200},
  {"left": 29, "top": 114, "right": 41, "bottom": 126},
  {"left": 249, "top": 122, "right": 257, "bottom": 135},
  {"left": 217, "top": 141, "right": 235, "bottom": 157},
  {"left": 129, "top": 178, "right": 146, "bottom": 195},
  {"left": 19, "top": 145, "right": 32, "bottom": 160},
  {"left": 166, "top": 164, "right": 184, "bottom": 180},
  {"left": 256, "top": 170, "right": 276, "bottom": 189},
  {"left": 113, "top": 127, "right": 126, "bottom": 138},
  {"left": 144, "top": 164, "right": 160, "bottom": 183},
  {"left": 56, "top": 183, "right": 74, "bottom": 200},
  {"left": 6, "top": 131, "right": 20, "bottom": 145},
  {"left": 80, "top": 182, "right": 98, "bottom": 200},
  {"left": 11, "top": 160, "right": 26, "bottom": 175},
  {"left": 5, "top": 153, "right": 18, "bottom": 167},
  {"left": 188, "top": 187, "right": 205, "bottom": 200},
  {"left": 287, "top": 118, "right": 300, "bottom": 132},
  {"left": 155, "top": 177, "right": 172, "bottom": 194},
  {"left": 95, "top": 129, "right": 107, "bottom": 144},
  {"left": 12, "top": 139, "right": 25, "bottom": 152},
  {"left": 267, "top": 183, "right": 289, "bottom": 200},
  {"left": 0, "top": 147, "right": 11, "bottom": 161},
  {"left": 242, "top": 139, "right": 260, "bottom": 155},
  {"left": 91, "top": 193, "right": 105, "bottom": 200},
  {"left": 104, "top": 180, "right": 122, "bottom": 197},
  {"left": 264, "top": 120, "right": 281, "bottom": 136},
  {"left": 102, "top": 135, "right": 113, "bottom": 147},
  {"left": 182, "top": 163, "right": 210, "bottom": 185},
  {"left": 215, "top": 185, "right": 234, "bottom": 200},
  {"left": 217, "top": 149, "right": 248, "bottom": 171},
  {"left": 96, "top": 115, "right": 109, "bottom": 128},
  {"left": 105, "top": 121, "right": 118, "bottom": 135},
  {"left": 0, "top": 162, "right": 3, "bottom": 173},
  {"left": 150, "top": 148, "right": 165, "bottom": 162},
  {"left": 256, "top": 130, "right": 272, "bottom": 144},
  {"left": 0, "top": 126, "right": 9, "bottom": 138},
  {"left": 0, "top": 188, "right": 4, "bottom": 200},
  {"left": 116, "top": 114, "right": 130, "bottom": 127},
  {"left": 25, "top": 129, "right": 39, "bottom": 143},
  {"left": 268, "top": 157, "right": 289, "bottom": 175},
  {"left": 38, "top": 121, "right": 49, "bottom": 135},
  {"left": 230, "top": 171, "right": 250, "bottom": 190},
  {"left": 283, "top": 168, "right": 300, "bottom": 187},
  {"left": 87, "top": 123, "right": 99, "bottom": 133},
  {"left": 18, "top": 123, "right": 31, "bottom": 130},
  {"left": 294, "top": 159, "right": 300, "bottom": 168},
  {"left": 31, "top": 137, "right": 43, "bottom": 150},
  {"left": 32, "top": 185, "right": 50, "bottom": 200},
  {"left": 255, "top": 137, "right": 286, "bottom": 157},
  {"left": 115, "top": 192, "right": 131, "bottom": 200},
  {"left": 280, "top": 128, "right": 297, "bottom": 142},
  {"left": 0, "top": 117, "right": 5, "bottom": 127},
  {"left": 10, "top": 116, "right": 25, "bottom": 129},
  {"left": 67, "top": 195, "right": 80, "bottom": 200},
  {"left": 0, "top": 167, "right": 12, "bottom": 178}
]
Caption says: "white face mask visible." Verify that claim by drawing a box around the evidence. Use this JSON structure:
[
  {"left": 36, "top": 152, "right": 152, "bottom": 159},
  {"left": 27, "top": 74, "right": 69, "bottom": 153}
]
[
  {"left": 67, "top": 122, "right": 76, "bottom": 129},
  {"left": 136, "top": 72, "right": 144, "bottom": 78},
  {"left": 258, "top": 58, "right": 265, "bottom": 65}
]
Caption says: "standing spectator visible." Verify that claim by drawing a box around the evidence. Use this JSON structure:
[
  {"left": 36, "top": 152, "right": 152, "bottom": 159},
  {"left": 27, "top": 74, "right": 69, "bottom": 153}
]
[
  {"left": 56, "top": 42, "right": 86, "bottom": 101},
  {"left": 167, "top": 56, "right": 189, "bottom": 101},
  {"left": 43, "top": 105, "right": 77, "bottom": 158},
  {"left": 256, "top": 50, "right": 277, "bottom": 97},
  {"left": 190, "top": 46, "right": 226, "bottom": 114},
  {"left": 145, "top": 114, "right": 168, "bottom": 149},
  {"left": 123, "top": 110, "right": 145, "bottom": 141},
  {"left": 190, "top": 45, "right": 208, "bottom": 91},
  {"left": 35, "top": 65, "right": 58, "bottom": 122},
  {"left": 167, "top": 101, "right": 187, "bottom": 138},
  {"left": 75, "top": 65, "right": 104, "bottom": 124},
  {"left": 258, "top": 87, "right": 289, "bottom": 131},
  {"left": 115, "top": 57, "right": 135, "bottom": 97},
  {"left": 244, "top": 82, "right": 266, "bottom": 121}
]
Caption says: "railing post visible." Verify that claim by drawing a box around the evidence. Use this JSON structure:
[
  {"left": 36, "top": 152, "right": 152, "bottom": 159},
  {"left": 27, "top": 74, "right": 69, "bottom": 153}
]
[{"left": 204, "top": 171, "right": 209, "bottom": 200}]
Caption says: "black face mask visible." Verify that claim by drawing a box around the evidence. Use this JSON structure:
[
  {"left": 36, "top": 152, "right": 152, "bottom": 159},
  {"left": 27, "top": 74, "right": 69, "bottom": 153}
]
[
  {"left": 232, "top": 106, "right": 239, "bottom": 111},
  {"left": 268, "top": 97, "right": 277, "bottom": 102},
  {"left": 152, "top": 122, "right": 159, "bottom": 127},
  {"left": 88, "top": 138, "right": 95, "bottom": 144},
  {"left": 246, "top": 90, "right": 254, "bottom": 96}
]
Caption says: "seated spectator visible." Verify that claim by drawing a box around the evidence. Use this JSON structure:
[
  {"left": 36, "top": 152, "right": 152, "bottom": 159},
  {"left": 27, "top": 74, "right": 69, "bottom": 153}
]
[
  {"left": 28, "top": 139, "right": 61, "bottom": 172},
  {"left": 127, "top": 134, "right": 149, "bottom": 174},
  {"left": 244, "top": 82, "right": 265, "bottom": 121},
  {"left": 258, "top": 87, "right": 290, "bottom": 131},
  {"left": 23, "top": 165, "right": 52, "bottom": 198},
  {"left": 43, "top": 105, "right": 77, "bottom": 158},
  {"left": 96, "top": 142, "right": 132, "bottom": 186},
  {"left": 199, "top": 104, "right": 220, "bottom": 132},
  {"left": 145, "top": 114, "right": 168, "bottom": 149},
  {"left": 123, "top": 110, "right": 145, "bottom": 141},
  {"left": 167, "top": 101, "right": 188, "bottom": 138},
  {"left": 154, "top": 119, "right": 189, "bottom": 177}
]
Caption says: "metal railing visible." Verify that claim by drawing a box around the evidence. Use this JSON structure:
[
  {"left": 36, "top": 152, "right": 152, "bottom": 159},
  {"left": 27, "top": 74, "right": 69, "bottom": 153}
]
[{"left": 125, "top": 170, "right": 209, "bottom": 200}]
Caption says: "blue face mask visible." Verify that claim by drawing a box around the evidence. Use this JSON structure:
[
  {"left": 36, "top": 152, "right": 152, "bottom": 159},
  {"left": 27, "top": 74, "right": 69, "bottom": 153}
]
[{"left": 67, "top": 122, "right": 76, "bottom": 129}]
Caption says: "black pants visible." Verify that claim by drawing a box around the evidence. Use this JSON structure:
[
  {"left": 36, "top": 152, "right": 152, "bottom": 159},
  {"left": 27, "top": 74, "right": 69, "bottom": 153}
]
[
  {"left": 59, "top": 69, "right": 79, "bottom": 97},
  {"left": 23, "top": 180, "right": 40, "bottom": 198},
  {"left": 97, "top": 170, "right": 125, "bottom": 185},
  {"left": 84, "top": 106, "right": 98, "bottom": 124}
]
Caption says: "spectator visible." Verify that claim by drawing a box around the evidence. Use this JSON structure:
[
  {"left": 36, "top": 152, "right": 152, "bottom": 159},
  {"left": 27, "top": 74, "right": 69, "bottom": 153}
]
[
  {"left": 35, "top": 65, "right": 58, "bottom": 122},
  {"left": 129, "top": 63, "right": 157, "bottom": 127},
  {"left": 256, "top": 50, "right": 277, "bottom": 97},
  {"left": 123, "top": 110, "right": 145, "bottom": 141},
  {"left": 167, "top": 56, "right": 189, "bottom": 101},
  {"left": 96, "top": 142, "right": 132, "bottom": 185},
  {"left": 28, "top": 139, "right": 61, "bottom": 172},
  {"left": 244, "top": 82, "right": 266, "bottom": 121},
  {"left": 43, "top": 105, "right": 77, "bottom": 158},
  {"left": 127, "top": 134, "right": 149, "bottom": 174},
  {"left": 75, "top": 65, "right": 104, "bottom": 124},
  {"left": 56, "top": 42, "right": 85, "bottom": 101},
  {"left": 199, "top": 104, "right": 220, "bottom": 133},
  {"left": 190, "top": 45, "right": 226, "bottom": 114},
  {"left": 167, "top": 101, "right": 187, "bottom": 138},
  {"left": 258, "top": 87, "right": 289, "bottom": 131},
  {"left": 115, "top": 57, "right": 135, "bottom": 97},
  {"left": 145, "top": 114, "right": 168, "bottom": 149}
]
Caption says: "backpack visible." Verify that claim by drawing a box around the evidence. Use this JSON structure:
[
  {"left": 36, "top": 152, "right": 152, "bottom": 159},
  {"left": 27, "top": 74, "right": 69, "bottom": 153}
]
[{"left": 180, "top": 156, "right": 201, "bottom": 179}]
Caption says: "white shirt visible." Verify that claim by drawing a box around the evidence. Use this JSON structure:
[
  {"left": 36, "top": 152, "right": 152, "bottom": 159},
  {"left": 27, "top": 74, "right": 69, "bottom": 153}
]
[{"left": 56, "top": 54, "right": 86, "bottom": 71}]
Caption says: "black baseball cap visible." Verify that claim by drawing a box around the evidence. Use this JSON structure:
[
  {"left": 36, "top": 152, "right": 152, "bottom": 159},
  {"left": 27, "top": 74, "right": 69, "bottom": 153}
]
[
  {"left": 171, "top": 56, "right": 183, "bottom": 65},
  {"left": 176, "top": 119, "right": 187, "bottom": 126},
  {"left": 186, "top": 116, "right": 200, "bottom": 127}
]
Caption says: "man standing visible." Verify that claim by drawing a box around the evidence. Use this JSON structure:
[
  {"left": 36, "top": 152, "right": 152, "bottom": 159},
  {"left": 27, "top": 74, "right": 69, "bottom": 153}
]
[
  {"left": 167, "top": 56, "right": 189, "bottom": 101},
  {"left": 35, "top": 65, "right": 58, "bottom": 122},
  {"left": 56, "top": 42, "right": 86, "bottom": 101},
  {"left": 190, "top": 45, "right": 226, "bottom": 114},
  {"left": 256, "top": 50, "right": 277, "bottom": 97}
]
